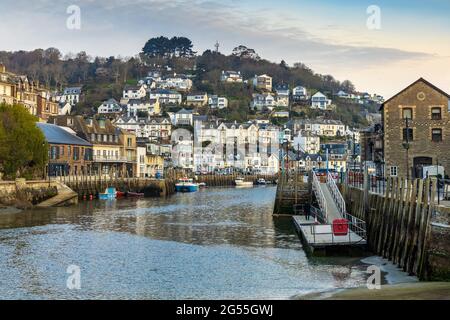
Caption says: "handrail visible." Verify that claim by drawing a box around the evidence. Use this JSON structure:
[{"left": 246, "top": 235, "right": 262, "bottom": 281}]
[
  {"left": 312, "top": 171, "right": 328, "bottom": 221},
  {"left": 327, "top": 172, "right": 346, "bottom": 217}
]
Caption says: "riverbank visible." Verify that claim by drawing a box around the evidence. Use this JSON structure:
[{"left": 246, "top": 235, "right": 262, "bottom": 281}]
[{"left": 300, "top": 282, "right": 450, "bottom": 300}]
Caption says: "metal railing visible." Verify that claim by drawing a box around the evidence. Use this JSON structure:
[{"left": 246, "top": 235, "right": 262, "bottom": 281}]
[
  {"left": 293, "top": 204, "right": 326, "bottom": 224},
  {"left": 312, "top": 170, "right": 328, "bottom": 221},
  {"left": 343, "top": 212, "right": 367, "bottom": 240},
  {"left": 327, "top": 171, "right": 346, "bottom": 217},
  {"left": 307, "top": 218, "right": 367, "bottom": 244}
]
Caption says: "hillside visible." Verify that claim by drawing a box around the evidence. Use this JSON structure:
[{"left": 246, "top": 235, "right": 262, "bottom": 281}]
[{"left": 0, "top": 39, "right": 379, "bottom": 127}]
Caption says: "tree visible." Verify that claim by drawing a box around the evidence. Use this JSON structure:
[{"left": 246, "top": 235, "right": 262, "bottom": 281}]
[
  {"left": 0, "top": 103, "right": 48, "bottom": 179},
  {"left": 142, "top": 36, "right": 195, "bottom": 59}
]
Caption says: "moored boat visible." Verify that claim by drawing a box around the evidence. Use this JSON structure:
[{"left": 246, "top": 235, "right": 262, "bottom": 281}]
[
  {"left": 198, "top": 182, "right": 207, "bottom": 188},
  {"left": 116, "top": 191, "right": 126, "bottom": 198},
  {"left": 175, "top": 178, "right": 199, "bottom": 193},
  {"left": 234, "top": 177, "right": 253, "bottom": 187},
  {"left": 127, "top": 192, "right": 145, "bottom": 197},
  {"left": 99, "top": 187, "right": 117, "bottom": 200},
  {"left": 256, "top": 178, "right": 267, "bottom": 185}
]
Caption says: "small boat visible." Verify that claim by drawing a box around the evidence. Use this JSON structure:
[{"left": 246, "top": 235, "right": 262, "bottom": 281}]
[
  {"left": 99, "top": 187, "right": 117, "bottom": 200},
  {"left": 127, "top": 192, "right": 145, "bottom": 197},
  {"left": 235, "top": 177, "right": 253, "bottom": 188},
  {"left": 175, "top": 178, "right": 199, "bottom": 193},
  {"left": 198, "top": 182, "right": 207, "bottom": 188},
  {"left": 116, "top": 191, "right": 126, "bottom": 198},
  {"left": 256, "top": 178, "right": 267, "bottom": 185}
]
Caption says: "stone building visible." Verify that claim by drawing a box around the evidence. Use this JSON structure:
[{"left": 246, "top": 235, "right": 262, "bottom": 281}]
[
  {"left": 36, "top": 122, "right": 93, "bottom": 176},
  {"left": 381, "top": 78, "right": 450, "bottom": 178}
]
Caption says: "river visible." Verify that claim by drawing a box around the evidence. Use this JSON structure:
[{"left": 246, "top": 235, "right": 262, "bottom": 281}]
[{"left": 0, "top": 186, "right": 371, "bottom": 299}]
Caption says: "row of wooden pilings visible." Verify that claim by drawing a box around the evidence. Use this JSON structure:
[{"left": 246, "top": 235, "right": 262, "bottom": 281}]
[
  {"left": 342, "top": 177, "right": 448, "bottom": 280},
  {"left": 164, "top": 168, "right": 278, "bottom": 187}
]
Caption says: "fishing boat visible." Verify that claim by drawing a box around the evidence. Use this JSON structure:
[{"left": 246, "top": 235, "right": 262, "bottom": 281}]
[
  {"left": 98, "top": 187, "right": 117, "bottom": 200},
  {"left": 175, "top": 178, "right": 199, "bottom": 193},
  {"left": 234, "top": 177, "right": 253, "bottom": 188},
  {"left": 256, "top": 178, "right": 267, "bottom": 185}
]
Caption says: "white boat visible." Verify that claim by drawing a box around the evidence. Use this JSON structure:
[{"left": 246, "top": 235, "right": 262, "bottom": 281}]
[
  {"left": 256, "top": 178, "right": 267, "bottom": 185},
  {"left": 175, "top": 178, "right": 199, "bottom": 193},
  {"left": 235, "top": 177, "right": 253, "bottom": 187}
]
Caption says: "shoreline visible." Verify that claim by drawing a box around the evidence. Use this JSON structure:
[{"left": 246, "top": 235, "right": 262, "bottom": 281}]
[
  {"left": 298, "top": 282, "right": 450, "bottom": 300},
  {"left": 296, "top": 256, "right": 449, "bottom": 300}
]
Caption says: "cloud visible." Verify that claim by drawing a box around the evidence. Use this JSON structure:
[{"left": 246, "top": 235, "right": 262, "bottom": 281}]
[{"left": 0, "top": 0, "right": 445, "bottom": 95}]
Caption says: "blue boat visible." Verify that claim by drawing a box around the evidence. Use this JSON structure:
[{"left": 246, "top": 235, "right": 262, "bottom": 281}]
[
  {"left": 99, "top": 187, "right": 117, "bottom": 200},
  {"left": 175, "top": 178, "right": 199, "bottom": 193}
]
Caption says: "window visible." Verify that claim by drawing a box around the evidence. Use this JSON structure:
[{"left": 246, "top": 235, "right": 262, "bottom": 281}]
[
  {"left": 431, "top": 107, "right": 442, "bottom": 120},
  {"left": 432, "top": 128, "right": 442, "bottom": 142},
  {"left": 402, "top": 128, "right": 413, "bottom": 141},
  {"left": 402, "top": 108, "right": 413, "bottom": 120},
  {"left": 390, "top": 166, "right": 398, "bottom": 177}
]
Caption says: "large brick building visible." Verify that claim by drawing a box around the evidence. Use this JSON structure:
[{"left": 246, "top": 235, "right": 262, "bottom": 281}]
[{"left": 382, "top": 78, "right": 450, "bottom": 178}]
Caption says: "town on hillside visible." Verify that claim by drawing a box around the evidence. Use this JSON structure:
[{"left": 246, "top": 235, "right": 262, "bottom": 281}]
[{"left": 0, "top": 38, "right": 389, "bottom": 179}]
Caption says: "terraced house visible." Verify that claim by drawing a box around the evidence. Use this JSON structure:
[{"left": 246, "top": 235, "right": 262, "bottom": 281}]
[
  {"left": 382, "top": 78, "right": 450, "bottom": 178},
  {"left": 0, "top": 63, "right": 58, "bottom": 119}
]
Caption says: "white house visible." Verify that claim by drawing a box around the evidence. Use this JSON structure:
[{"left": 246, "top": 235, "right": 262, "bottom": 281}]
[
  {"left": 127, "top": 98, "right": 160, "bottom": 117},
  {"left": 171, "top": 129, "right": 194, "bottom": 169},
  {"left": 156, "top": 74, "right": 193, "bottom": 91},
  {"left": 149, "top": 89, "right": 182, "bottom": 105},
  {"left": 311, "top": 92, "right": 332, "bottom": 109},
  {"left": 174, "top": 108, "right": 194, "bottom": 126},
  {"left": 58, "top": 87, "right": 82, "bottom": 105},
  {"left": 292, "top": 86, "right": 308, "bottom": 101},
  {"left": 337, "top": 90, "right": 350, "bottom": 99},
  {"left": 275, "top": 84, "right": 289, "bottom": 107},
  {"left": 115, "top": 116, "right": 171, "bottom": 141},
  {"left": 252, "top": 74, "right": 272, "bottom": 91},
  {"left": 208, "top": 95, "right": 228, "bottom": 109},
  {"left": 220, "top": 71, "right": 243, "bottom": 83},
  {"left": 98, "top": 98, "right": 122, "bottom": 114},
  {"left": 293, "top": 131, "right": 321, "bottom": 154},
  {"left": 123, "top": 84, "right": 147, "bottom": 100},
  {"left": 251, "top": 93, "right": 276, "bottom": 111}
]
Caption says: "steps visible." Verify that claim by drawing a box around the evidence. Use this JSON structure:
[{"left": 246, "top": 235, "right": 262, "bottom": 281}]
[{"left": 36, "top": 181, "right": 78, "bottom": 207}]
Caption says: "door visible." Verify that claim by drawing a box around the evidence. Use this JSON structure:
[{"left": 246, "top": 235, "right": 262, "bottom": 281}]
[{"left": 413, "top": 157, "right": 433, "bottom": 179}]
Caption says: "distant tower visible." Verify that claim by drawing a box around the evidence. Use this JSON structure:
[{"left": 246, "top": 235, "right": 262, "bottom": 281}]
[{"left": 214, "top": 41, "right": 220, "bottom": 53}]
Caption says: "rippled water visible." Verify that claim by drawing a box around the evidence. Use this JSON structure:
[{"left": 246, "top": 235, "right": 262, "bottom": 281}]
[{"left": 0, "top": 186, "right": 369, "bottom": 299}]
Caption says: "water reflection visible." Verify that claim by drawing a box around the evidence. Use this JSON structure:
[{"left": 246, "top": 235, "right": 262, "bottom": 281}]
[{"left": 0, "top": 186, "right": 368, "bottom": 299}]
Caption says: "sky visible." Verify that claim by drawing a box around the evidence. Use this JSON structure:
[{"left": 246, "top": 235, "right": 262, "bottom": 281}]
[{"left": 1, "top": 0, "right": 450, "bottom": 97}]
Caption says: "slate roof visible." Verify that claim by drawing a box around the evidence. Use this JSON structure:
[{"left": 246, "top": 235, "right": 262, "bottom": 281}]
[{"left": 37, "top": 122, "right": 92, "bottom": 146}]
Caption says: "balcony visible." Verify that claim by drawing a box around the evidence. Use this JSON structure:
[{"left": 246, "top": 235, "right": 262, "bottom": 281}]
[{"left": 93, "top": 155, "right": 136, "bottom": 163}]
